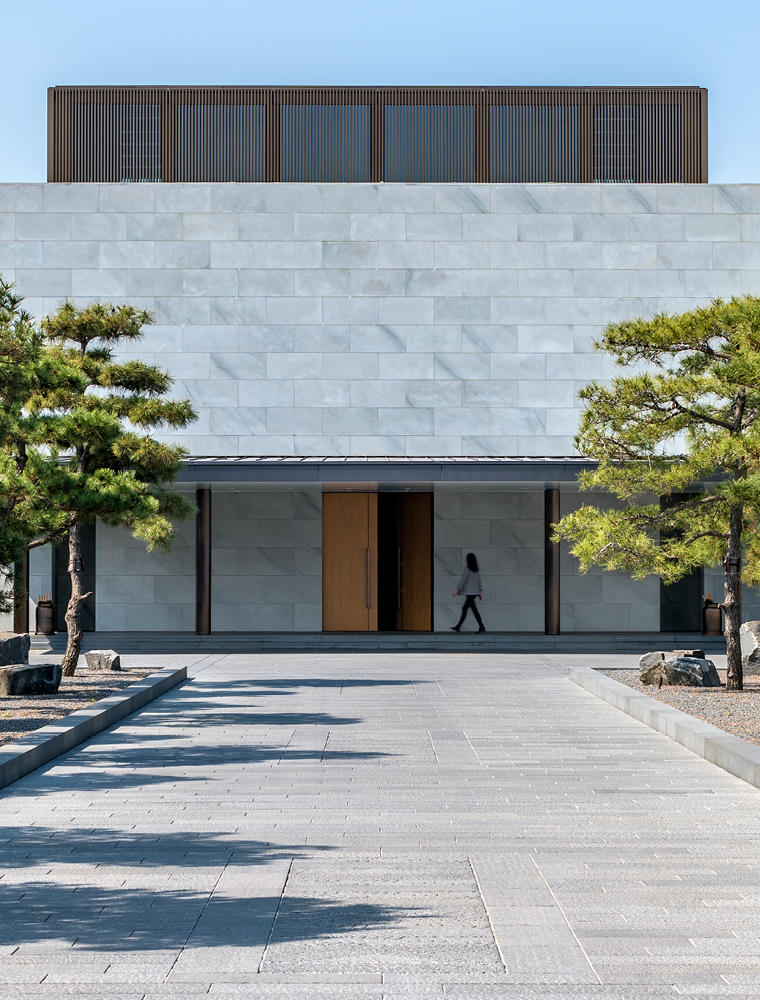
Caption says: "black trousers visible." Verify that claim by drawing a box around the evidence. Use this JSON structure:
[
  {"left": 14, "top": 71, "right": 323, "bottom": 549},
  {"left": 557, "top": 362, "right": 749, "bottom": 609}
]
[{"left": 454, "top": 595, "right": 484, "bottom": 630}]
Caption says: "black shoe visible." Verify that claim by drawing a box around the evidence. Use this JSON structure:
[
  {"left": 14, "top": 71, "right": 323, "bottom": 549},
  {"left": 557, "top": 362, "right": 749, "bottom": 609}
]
[
  {"left": 477, "top": 627, "right": 486, "bottom": 633},
  {"left": 450, "top": 626, "right": 460, "bottom": 632}
]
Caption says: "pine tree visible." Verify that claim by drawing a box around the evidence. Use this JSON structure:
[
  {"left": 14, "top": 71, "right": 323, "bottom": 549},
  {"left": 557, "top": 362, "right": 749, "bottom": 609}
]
[
  {"left": 0, "top": 279, "right": 80, "bottom": 613},
  {"left": 553, "top": 296, "right": 760, "bottom": 691},
  {"left": 37, "top": 302, "right": 196, "bottom": 675}
]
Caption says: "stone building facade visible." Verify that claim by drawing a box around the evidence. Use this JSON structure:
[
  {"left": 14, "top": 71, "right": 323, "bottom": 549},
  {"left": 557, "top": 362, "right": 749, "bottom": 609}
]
[{"left": 2, "top": 180, "right": 758, "bottom": 633}]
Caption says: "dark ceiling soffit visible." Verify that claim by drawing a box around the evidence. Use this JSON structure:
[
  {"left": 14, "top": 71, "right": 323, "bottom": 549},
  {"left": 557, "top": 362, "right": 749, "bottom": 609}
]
[{"left": 175, "top": 460, "right": 597, "bottom": 484}]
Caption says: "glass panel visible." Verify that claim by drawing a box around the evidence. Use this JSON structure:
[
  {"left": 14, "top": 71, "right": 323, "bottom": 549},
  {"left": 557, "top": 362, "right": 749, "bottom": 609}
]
[
  {"left": 384, "top": 105, "right": 474, "bottom": 182},
  {"left": 281, "top": 105, "right": 370, "bottom": 182},
  {"left": 174, "top": 104, "right": 266, "bottom": 182},
  {"left": 594, "top": 104, "right": 682, "bottom": 183},
  {"left": 73, "top": 103, "right": 161, "bottom": 182},
  {"left": 490, "top": 104, "right": 579, "bottom": 182}
]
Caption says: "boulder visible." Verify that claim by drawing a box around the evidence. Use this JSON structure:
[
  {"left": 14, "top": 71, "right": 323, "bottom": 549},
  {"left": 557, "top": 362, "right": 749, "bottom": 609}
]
[
  {"left": 0, "top": 632, "right": 30, "bottom": 666},
  {"left": 639, "top": 651, "right": 668, "bottom": 671},
  {"left": 639, "top": 649, "right": 706, "bottom": 672},
  {"left": 0, "top": 663, "right": 62, "bottom": 696},
  {"left": 740, "top": 622, "right": 760, "bottom": 670},
  {"left": 640, "top": 656, "right": 721, "bottom": 688},
  {"left": 84, "top": 649, "right": 121, "bottom": 671}
]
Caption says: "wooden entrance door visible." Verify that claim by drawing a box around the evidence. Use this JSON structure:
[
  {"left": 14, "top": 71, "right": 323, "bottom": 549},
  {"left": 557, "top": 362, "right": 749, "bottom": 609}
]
[
  {"left": 397, "top": 493, "right": 432, "bottom": 631},
  {"left": 322, "top": 493, "right": 378, "bottom": 631}
]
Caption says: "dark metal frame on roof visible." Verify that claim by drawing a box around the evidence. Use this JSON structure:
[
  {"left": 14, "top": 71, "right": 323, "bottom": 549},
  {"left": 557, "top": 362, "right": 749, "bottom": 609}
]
[
  {"left": 48, "top": 86, "right": 708, "bottom": 184},
  {"left": 176, "top": 456, "right": 598, "bottom": 485}
]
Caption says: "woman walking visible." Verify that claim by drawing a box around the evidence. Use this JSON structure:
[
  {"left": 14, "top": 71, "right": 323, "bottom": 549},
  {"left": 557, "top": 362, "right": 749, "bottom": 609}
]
[{"left": 450, "top": 552, "right": 486, "bottom": 632}]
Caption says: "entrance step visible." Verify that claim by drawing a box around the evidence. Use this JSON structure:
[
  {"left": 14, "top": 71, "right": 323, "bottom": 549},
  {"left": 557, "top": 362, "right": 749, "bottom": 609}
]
[{"left": 31, "top": 631, "right": 727, "bottom": 655}]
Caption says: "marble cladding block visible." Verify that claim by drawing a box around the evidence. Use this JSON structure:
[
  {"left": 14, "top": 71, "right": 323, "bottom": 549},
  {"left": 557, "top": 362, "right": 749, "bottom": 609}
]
[
  {"left": 559, "top": 491, "right": 660, "bottom": 631},
  {"left": 211, "top": 489, "right": 322, "bottom": 632},
  {"left": 96, "top": 517, "right": 195, "bottom": 632},
  {"left": 434, "top": 487, "right": 662, "bottom": 633},
  {"left": 85, "top": 481, "right": 708, "bottom": 634},
  {"left": 433, "top": 488, "right": 544, "bottom": 631},
  {"left": 1, "top": 182, "right": 759, "bottom": 459}
]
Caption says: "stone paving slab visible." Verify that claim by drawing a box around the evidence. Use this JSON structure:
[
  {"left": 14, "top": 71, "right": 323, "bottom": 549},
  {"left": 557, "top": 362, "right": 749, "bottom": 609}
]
[
  {"left": 0, "top": 652, "right": 759, "bottom": 998},
  {"left": 570, "top": 664, "right": 760, "bottom": 789},
  {"left": 0, "top": 664, "right": 187, "bottom": 790}
]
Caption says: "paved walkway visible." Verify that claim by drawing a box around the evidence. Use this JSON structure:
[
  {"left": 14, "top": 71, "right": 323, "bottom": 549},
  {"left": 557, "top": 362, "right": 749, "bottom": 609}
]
[{"left": 1, "top": 652, "right": 759, "bottom": 999}]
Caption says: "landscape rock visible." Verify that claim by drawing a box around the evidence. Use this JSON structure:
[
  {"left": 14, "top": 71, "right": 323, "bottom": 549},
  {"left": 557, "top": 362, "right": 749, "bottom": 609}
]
[
  {"left": 673, "top": 648, "right": 706, "bottom": 660},
  {"left": 639, "top": 648, "right": 706, "bottom": 672},
  {"left": 0, "top": 663, "right": 62, "bottom": 696},
  {"left": 639, "top": 651, "right": 669, "bottom": 671},
  {"left": 640, "top": 656, "right": 721, "bottom": 688},
  {"left": 0, "top": 632, "right": 30, "bottom": 666},
  {"left": 740, "top": 621, "right": 760, "bottom": 669},
  {"left": 85, "top": 649, "right": 121, "bottom": 671}
]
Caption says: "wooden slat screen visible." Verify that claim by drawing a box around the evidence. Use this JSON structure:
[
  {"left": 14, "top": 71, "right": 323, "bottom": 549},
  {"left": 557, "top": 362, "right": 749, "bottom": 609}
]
[
  {"left": 47, "top": 86, "right": 708, "bottom": 183},
  {"left": 490, "top": 104, "right": 580, "bottom": 183}
]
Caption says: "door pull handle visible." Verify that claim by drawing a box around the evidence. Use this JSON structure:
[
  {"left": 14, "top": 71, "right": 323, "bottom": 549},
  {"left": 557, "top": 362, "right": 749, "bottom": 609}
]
[
  {"left": 397, "top": 547, "right": 402, "bottom": 609},
  {"left": 366, "top": 547, "right": 371, "bottom": 609}
]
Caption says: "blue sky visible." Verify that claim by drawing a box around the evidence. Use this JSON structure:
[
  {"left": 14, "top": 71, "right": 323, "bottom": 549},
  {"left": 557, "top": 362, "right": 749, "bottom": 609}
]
[{"left": 1, "top": 0, "right": 758, "bottom": 183}]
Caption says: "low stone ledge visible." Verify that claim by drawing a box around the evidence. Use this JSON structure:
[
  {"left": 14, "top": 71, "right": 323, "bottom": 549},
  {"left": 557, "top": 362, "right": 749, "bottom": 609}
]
[
  {"left": 0, "top": 664, "right": 187, "bottom": 792},
  {"left": 569, "top": 666, "right": 760, "bottom": 790}
]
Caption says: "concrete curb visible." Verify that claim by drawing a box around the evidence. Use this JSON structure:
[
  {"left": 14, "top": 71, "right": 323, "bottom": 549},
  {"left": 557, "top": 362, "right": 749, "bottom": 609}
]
[
  {"left": 0, "top": 665, "right": 187, "bottom": 792},
  {"left": 570, "top": 666, "right": 760, "bottom": 790}
]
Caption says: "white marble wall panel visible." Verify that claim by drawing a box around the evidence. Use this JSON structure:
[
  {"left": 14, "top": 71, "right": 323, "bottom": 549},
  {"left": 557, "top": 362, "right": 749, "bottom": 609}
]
[
  {"left": 96, "top": 517, "right": 195, "bottom": 631},
  {"left": 28, "top": 544, "right": 53, "bottom": 630},
  {"left": 211, "top": 489, "right": 322, "bottom": 631},
  {"left": 434, "top": 488, "right": 544, "bottom": 631},
  {"left": 2, "top": 182, "right": 760, "bottom": 458},
  {"left": 559, "top": 492, "right": 659, "bottom": 632},
  {"left": 0, "top": 546, "right": 55, "bottom": 633}
]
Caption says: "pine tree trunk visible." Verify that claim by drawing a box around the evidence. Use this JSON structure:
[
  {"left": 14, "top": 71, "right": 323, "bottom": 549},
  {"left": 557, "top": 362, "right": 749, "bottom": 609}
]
[
  {"left": 723, "top": 504, "right": 743, "bottom": 691},
  {"left": 60, "top": 522, "right": 84, "bottom": 677}
]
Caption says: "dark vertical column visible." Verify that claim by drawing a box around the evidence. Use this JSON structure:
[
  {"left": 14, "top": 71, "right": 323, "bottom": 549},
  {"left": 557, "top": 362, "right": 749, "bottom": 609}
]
[
  {"left": 474, "top": 89, "right": 489, "bottom": 182},
  {"left": 699, "top": 88, "right": 708, "bottom": 182},
  {"left": 266, "top": 89, "right": 281, "bottom": 182},
  {"left": 196, "top": 488, "right": 212, "bottom": 635},
  {"left": 370, "top": 89, "right": 384, "bottom": 182},
  {"left": 13, "top": 553, "right": 29, "bottom": 634},
  {"left": 578, "top": 93, "right": 593, "bottom": 182},
  {"left": 544, "top": 488, "right": 560, "bottom": 635},
  {"left": 160, "top": 87, "right": 172, "bottom": 182}
]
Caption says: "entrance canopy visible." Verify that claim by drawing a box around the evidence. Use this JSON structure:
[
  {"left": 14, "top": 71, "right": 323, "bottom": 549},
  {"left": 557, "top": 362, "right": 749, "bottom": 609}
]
[{"left": 177, "top": 456, "right": 597, "bottom": 488}]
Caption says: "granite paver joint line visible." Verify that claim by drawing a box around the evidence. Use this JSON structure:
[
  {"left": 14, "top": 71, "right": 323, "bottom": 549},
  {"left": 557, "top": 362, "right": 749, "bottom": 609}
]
[
  {"left": 468, "top": 856, "right": 507, "bottom": 972},
  {"left": 426, "top": 730, "right": 440, "bottom": 764},
  {"left": 163, "top": 854, "right": 232, "bottom": 984},
  {"left": 463, "top": 731, "right": 482, "bottom": 765},
  {"left": 257, "top": 857, "right": 294, "bottom": 974},
  {"left": 529, "top": 855, "right": 602, "bottom": 986}
]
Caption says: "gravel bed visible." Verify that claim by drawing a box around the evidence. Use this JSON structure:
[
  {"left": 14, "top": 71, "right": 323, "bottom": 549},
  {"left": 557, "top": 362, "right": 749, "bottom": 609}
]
[
  {"left": 601, "top": 668, "right": 760, "bottom": 747},
  {"left": 0, "top": 665, "right": 156, "bottom": 747}
]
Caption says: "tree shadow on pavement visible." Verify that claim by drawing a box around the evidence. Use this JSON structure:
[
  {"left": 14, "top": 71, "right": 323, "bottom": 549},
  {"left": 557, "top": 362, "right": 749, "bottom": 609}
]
[
  {"left": 4, "top": 739, "right": 395, "bottom": 796},
  {"left": 0, "top": 827, "right": 416, "bottom": 952}
]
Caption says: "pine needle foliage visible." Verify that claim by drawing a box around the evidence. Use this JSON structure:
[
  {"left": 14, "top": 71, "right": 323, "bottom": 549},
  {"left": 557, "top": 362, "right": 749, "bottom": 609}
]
[
  {"left": 0, "top": 280, "right": 82, "bottom": 612},
  {"left": 553, "top": 296, "right": 760, "bottom": 691},
  {"left": 36, "top": 301, "right": 197, "bottom": 675}
]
